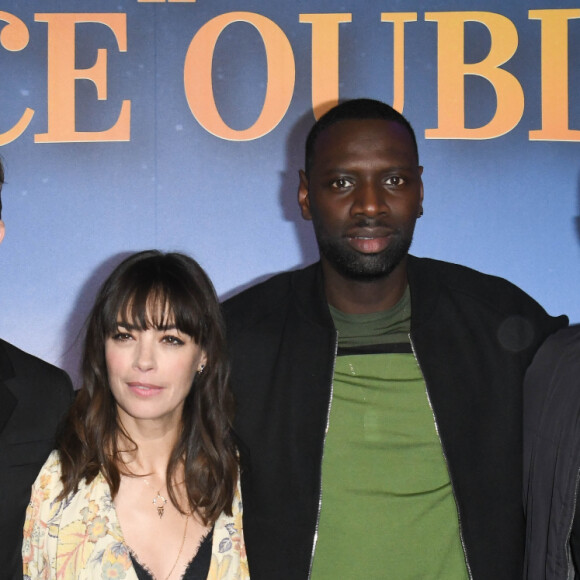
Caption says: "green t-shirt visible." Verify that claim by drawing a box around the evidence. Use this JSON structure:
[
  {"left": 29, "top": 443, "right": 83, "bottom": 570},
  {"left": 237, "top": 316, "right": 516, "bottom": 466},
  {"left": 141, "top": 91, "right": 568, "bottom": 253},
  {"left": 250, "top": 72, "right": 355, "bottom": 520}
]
[{"left": 310, "top": 290, "right": 469, "bottom": 579}]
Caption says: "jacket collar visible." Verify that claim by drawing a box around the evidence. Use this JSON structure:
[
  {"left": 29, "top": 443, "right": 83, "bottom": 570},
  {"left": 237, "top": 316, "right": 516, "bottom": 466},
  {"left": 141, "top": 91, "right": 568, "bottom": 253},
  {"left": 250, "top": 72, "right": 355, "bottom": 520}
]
[
  {"left": 406, "top": 255, "right": 441, "bottom": 332},
  {"left": 290, "top": 256, "right": 440, "bottom": 331},
  {"left": 290, "top": 262, "right": 335, "bottom": 331},
  {"left": 0, "top": 340, "right": 18, "bottom": 435}
]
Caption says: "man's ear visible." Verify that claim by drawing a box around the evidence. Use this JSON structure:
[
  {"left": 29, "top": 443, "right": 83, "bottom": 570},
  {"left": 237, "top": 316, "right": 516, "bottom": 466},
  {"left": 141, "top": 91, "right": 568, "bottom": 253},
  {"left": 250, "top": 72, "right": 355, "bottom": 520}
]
[
  {"left": 298, "top": 170, "right": 313, "bottom": 221},
  {"left": 0, "top": 220, "right": 5, "bottom": 246}
]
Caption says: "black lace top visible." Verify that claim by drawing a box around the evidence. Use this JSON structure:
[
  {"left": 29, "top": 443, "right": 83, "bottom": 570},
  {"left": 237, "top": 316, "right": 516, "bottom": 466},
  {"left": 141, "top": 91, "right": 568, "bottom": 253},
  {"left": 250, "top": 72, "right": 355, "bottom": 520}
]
[{"left": 130, "top": 526, "right": 214, "bottom": 580}]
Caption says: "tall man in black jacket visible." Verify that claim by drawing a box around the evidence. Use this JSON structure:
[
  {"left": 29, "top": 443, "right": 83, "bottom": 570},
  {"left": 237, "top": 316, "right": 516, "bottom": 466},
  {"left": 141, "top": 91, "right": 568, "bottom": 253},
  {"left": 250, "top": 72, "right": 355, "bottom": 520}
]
[
  {"left": 0, "top": 159, "right": 74, "bottom": 579},
  {"left": 223, "top": 99, "right": 567, "bottom": 579}
]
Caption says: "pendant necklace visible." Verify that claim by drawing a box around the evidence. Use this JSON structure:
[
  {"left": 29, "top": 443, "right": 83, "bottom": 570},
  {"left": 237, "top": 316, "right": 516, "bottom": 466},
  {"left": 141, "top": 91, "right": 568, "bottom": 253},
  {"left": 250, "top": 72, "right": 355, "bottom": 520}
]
[
  {"left": 143, "top": 478, "right": 168, "bottom": 518},
  {"left": 152, "top": 490, "right": 168, "bottom": 518}
]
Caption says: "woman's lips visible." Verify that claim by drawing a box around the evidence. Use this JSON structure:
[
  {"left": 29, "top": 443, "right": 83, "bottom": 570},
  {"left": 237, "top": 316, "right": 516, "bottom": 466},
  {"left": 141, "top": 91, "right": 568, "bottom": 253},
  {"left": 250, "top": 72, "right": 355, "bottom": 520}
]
[{"left": 127, "top": 382, "right": 164, "bottom": 397}]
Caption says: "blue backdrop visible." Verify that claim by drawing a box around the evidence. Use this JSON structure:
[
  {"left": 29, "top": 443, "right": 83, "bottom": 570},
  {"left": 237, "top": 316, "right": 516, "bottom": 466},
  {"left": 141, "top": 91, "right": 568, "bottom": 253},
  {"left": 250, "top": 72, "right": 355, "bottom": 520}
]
[{"left": 0, "top": 0, "right": 578, "bottom": 385}]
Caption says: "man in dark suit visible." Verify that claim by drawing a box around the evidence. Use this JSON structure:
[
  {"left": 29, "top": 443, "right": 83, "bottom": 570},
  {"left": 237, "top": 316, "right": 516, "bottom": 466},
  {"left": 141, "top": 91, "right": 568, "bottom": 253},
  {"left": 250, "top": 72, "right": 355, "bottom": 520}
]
[{"left": 0, "top": 159, "right": 74, "bottom": 579}]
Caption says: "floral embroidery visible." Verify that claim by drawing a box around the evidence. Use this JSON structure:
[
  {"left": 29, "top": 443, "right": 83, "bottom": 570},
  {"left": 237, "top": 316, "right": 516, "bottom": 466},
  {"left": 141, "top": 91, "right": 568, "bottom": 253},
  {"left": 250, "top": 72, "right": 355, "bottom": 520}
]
[
  {"left": 87, "top": 516, "right": 110, "bottom": 542},
  {"left": 208, "top": 555, "right": 232, "bottom": 580},
  {"left": 218, "top": 538, "right": 233, "bottom": 553},
  {"left": 80, "top": 500, "right": 99, "bottom": 524},
  {"left": 23, "top": 451, "right": 249, "bottom": 580},
  {"left": 99, "top": 543, "right": 131, "bottom": 580}
]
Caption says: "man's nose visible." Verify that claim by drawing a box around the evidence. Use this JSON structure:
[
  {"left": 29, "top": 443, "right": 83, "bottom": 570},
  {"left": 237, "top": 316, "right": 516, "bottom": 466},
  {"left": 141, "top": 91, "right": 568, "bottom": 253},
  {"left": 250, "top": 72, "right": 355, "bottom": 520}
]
[{"left": 351, "top": 179, "right": 388, "bottom": 216}]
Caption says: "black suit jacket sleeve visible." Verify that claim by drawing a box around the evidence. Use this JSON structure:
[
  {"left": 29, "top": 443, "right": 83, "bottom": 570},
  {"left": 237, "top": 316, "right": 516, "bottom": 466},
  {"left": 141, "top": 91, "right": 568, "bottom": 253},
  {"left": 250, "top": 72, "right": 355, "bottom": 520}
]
[{"left": 0, "top": 339, "right": 74, "bottom": 580}]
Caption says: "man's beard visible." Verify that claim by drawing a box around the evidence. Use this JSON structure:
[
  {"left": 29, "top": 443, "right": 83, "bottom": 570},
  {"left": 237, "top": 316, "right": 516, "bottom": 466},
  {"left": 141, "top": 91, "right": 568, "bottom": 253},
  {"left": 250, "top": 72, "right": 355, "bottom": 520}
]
[{"left": 313, "top": 220, "right": 414, "bottom": 281}]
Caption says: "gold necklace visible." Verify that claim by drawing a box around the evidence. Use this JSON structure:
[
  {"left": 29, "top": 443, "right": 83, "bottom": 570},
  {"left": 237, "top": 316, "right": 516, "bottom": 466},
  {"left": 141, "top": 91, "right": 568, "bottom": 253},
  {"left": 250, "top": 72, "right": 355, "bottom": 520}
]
[
  {"left": 142, "top": 478, "right": 168, "bottom": 519},
  {"left": 163, "top": 513, "right": 189, "bottom": 580},
  {"left": 152, "top": 490, "right": 168, "bottom": 519}
]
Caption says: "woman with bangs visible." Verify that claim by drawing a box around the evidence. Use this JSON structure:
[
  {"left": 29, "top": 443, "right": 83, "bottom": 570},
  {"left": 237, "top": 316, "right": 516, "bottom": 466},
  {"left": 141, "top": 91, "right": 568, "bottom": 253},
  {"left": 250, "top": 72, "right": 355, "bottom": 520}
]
[{"left": 23, "top": 251, "right": 248, "bottom": 580}]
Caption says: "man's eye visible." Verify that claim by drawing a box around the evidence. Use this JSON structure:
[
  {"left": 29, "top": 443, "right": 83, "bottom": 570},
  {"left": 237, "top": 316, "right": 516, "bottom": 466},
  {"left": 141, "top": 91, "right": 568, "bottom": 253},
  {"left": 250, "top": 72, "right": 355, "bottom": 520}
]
[
  {"left": 330, "top": 178, "right": 353, "bottom": 190},
  {"left": 162, "top": 335, "right": 185, "bottom": 346},
  {"left": 385, "top": 176, "right": 406, "bottom": 186}
]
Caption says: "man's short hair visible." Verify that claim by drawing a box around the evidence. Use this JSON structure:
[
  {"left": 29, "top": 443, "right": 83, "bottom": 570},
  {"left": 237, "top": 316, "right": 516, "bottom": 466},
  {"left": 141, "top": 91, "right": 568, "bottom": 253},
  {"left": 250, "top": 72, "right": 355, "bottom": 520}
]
[
  {"left": 0, "top": 157, "right": 4, "bottom": 220},
  {"left": 304, "top": 98, "right": 419, "bottom": 177}
]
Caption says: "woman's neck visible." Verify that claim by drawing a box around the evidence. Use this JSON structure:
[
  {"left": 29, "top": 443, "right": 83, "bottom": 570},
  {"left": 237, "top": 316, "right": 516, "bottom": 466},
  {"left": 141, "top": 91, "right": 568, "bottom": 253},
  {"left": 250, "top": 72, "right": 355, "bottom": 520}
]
[{"left": 116, "top": 415, "right": 181, "bottom": 478}]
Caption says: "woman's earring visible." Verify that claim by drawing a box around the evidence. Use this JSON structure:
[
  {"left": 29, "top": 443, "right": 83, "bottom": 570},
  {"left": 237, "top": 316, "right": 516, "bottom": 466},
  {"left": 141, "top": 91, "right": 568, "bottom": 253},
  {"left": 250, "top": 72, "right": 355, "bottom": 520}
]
[{"left": 198, "top": 364, "right": 206, "bottom": 374}]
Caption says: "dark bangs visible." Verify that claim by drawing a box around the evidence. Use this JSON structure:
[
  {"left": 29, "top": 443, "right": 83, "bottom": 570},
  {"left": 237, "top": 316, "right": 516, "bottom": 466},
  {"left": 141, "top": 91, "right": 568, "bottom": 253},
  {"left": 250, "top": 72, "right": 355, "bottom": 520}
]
[
  {"left": 60, "top": 249, "right": 237, "bottom": 522},
  {"left": 99, "top": 252, "right": 214, "bottom": 346}
]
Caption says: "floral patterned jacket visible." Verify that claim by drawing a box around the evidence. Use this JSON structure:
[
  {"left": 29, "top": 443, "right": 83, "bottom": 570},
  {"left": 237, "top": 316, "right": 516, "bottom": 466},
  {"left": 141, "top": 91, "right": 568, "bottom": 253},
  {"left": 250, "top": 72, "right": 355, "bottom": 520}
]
[{"left": 23, "top": 451, "right": 249, "bottom": 580}]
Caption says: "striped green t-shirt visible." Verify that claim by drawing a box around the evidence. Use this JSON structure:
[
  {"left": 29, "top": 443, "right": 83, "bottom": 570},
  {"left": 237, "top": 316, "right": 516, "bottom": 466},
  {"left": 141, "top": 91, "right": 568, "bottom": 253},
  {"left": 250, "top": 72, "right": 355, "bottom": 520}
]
[{"left": 309, "top": 289, "right": 469, "bottom": 579}]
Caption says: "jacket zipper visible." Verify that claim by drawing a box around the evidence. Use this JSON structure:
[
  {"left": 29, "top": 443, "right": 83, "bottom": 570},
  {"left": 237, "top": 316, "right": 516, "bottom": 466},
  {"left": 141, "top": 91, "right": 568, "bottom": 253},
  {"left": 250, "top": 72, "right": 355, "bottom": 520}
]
[
  {"left": 565, "top": 467, "right": 580, "bottom": 576},
  {"left": 410, "top": 334, "right": 474, "bottom": 580},
  {"left": 308, "top": 331, "right": 339, "bottom": 579}
]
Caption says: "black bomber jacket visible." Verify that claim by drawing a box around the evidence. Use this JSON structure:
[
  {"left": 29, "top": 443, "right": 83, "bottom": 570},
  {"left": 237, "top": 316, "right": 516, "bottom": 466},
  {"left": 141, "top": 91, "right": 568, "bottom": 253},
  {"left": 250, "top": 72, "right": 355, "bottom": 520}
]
[{"left": 223, "top": 256, "right": 567, "bottom": 579}]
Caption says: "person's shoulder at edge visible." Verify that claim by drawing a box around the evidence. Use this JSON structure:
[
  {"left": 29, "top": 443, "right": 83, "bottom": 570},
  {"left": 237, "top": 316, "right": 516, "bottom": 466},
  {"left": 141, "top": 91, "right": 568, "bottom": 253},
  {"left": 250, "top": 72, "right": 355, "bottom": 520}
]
[
  {"left": 0, "top": 337, "right": 73, "bottom": 392},
  {"left": 524, "top": 325, "right": 580, "bottom": 398},
  {"left": 534, "top": 324, "right": 580, "bottom": 354}
]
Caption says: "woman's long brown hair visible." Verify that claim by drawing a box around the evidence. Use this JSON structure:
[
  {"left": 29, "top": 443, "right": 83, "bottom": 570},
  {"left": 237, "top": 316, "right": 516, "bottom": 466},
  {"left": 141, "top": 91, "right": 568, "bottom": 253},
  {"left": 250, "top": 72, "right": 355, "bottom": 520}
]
[{"left": 57, "top": 250, "right": 238, "bottom": 524}]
